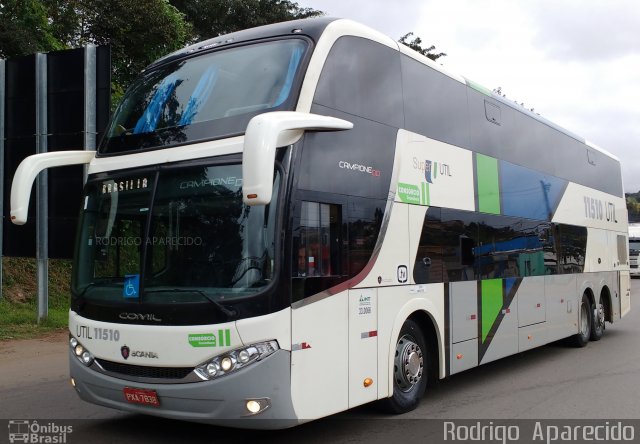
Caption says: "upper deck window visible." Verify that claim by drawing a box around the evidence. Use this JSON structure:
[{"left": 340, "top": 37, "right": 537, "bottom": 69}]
[{"left": 100, "top": 39, "right": 308, "bottom": 155}]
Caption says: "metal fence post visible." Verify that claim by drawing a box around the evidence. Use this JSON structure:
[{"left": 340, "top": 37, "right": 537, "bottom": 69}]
[
  {"left": 0, "top": 59, "right": 5, "bottom": 301},
  {"left": 35, "top": 53, "right": 48, "bottom": 323},
  {"left": 84, "top": 44, "right": 97, "bottom": 176}
]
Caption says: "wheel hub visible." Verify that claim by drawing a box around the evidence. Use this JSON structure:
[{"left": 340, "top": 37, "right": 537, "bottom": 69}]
[
  {"left": 394, "top": 335, "right": 424, "bottom": 392},
  {"left": 580, "top": 303, "right": 589, "bottom": 337},
  {"left": 595, "top": 302, "right": 605, "bottom": 329}
]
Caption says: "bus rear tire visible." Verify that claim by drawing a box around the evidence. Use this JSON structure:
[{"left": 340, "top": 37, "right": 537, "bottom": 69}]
[
  {"left": 379, "top": 319, "right": 428, "bottom": 414},
  {"left": 571, "top": 293, "right": 592, "bottom": 348},
  {"left": 590, "top": 293, "right": 606, "bottom": 341}
]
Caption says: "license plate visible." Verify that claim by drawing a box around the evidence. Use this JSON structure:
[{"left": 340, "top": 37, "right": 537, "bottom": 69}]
[{"left": 123, "top": 387, "right": 160, "bottom": 407}]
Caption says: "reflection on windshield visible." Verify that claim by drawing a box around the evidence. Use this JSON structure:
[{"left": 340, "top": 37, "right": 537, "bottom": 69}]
[
  {"left": 73, "top": 164, "right": 280, "bottom": 305},
  {"left": 100, "top": 39, "right": 307, "bottom": 154}
]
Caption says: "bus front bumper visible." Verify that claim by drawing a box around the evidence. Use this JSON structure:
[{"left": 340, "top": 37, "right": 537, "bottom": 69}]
[{"left": 69, "top": 349, "right": 298, "bottom": 429}]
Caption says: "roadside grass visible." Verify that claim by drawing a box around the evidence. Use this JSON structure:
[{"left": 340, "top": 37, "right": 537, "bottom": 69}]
[{"left": 0, "top": 257, "right": 71, "bottom": 340}]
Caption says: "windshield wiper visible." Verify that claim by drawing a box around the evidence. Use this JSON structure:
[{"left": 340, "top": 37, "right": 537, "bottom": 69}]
[{"left": 144, "top": 288, "right": 236, "bottom": 318}]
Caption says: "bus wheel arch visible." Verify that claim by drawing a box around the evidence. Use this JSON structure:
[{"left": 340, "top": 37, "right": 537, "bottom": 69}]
[{"left": 380, "top": 309, "right": 440, "bottom": 414}]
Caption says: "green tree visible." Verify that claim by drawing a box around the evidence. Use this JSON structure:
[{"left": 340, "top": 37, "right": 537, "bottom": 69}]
[
  {"left": 399, "top": 32, "right": 446, "bottom": 61},
  {"left": 627, "top": 193, "right": 640, "bottom": 223},
  {"left": 0, "top": 0, "right": 63, "bottom": 58},
  {"left": 170, "top": 0, "right": 323, "bottom": 42},
  {"left": 42, "top": 0, "right": 191, "bottom": 90}
]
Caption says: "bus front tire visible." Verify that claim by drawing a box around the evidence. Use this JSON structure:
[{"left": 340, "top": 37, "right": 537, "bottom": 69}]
[
  {"left": 380, "top": 319, "right": 428, "bottom": 414},
  {"left": 571, "top": 293, "right": 592, "bottom": 348}
]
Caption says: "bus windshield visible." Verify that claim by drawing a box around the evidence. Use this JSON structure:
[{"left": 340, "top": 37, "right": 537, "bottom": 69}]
[
  {"left": 100, "top": 39, "right": 308, "bottom": 154},
  {"left": 73, "top": 163, "right": 280, "bottom": 309}
]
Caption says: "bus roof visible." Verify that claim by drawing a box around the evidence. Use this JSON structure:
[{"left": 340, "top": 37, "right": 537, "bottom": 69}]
[{"left": 144, "top": 17, "right": 619, "bottom": 164}]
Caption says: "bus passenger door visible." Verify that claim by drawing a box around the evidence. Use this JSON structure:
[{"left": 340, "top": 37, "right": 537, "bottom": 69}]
[
  {"left": 348, "top": 288, "right": 377, "bottom": 408},
  {"left": 290, "top": 201, "right": 349, "bottom": 419}
]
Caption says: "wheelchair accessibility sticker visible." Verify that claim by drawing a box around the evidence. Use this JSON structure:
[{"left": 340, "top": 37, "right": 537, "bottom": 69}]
[{"left": 123, "top": 274, "right": 140, "bottom": 299}]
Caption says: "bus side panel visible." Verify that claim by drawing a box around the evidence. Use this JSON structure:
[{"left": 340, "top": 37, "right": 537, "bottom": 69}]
[
  {"left": 291, "top": 294, "right": 348, "bottom": 420},
  {"left": 585, "top": 228, "right": 611, "bottom": 273},
  {"left": 545, "top": 274, "right": 578, "bottom": 342},
  {"left": 620, "top": 270, "right": 631, "bottom": 317},
  {"left": 348, "top": 288, "right": 378, "bottom": 408},
  {"left": 477, "top": 290, "right": 518, "bottom": 366},
  {"left": 449, "top": 281, "right": 480, "bottom": 373}
]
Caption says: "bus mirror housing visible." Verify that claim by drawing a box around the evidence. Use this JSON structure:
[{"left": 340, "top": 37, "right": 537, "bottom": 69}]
[
  {"left": 10, "top": 150, "right": 96, "bottom": 225},
  {"left": 243, "top": 111, "right": 353, "bottom": 205}
]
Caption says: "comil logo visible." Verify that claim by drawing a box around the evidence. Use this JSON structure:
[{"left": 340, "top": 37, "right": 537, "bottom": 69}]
[{"left": 8, "top": 420, "right": 73, "bottom": 443}]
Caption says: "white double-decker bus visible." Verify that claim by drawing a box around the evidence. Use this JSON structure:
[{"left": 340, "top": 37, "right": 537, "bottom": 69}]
[{"left": 11, "top": 18, "right": 630, "bottom": 427}]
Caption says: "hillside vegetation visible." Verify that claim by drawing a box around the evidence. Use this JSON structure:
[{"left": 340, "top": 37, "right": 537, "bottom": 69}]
[{"left": 0, "top": 257, "right": 71, "bottom": 339}]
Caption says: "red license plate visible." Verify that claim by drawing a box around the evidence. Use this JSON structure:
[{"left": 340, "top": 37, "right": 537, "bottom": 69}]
[{"left": 123, "top": 387, "right": 160, "bottom": 407}]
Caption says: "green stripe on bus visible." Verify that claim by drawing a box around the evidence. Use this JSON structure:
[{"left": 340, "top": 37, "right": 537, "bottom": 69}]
[
  {"left": 476, "top": 154, "right": 500, "bottom": 214},
  {"left": 423, "top": 182, "right": 430, "bottom": 206},
  {"left": 465, "top": 78, "right": 494, "bottom": 97},
  {"left": 481, "top": 279, "right": 503, "bottom": 343}
]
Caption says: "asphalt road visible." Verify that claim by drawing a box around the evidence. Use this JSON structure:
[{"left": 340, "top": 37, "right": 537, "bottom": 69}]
[{"left": 1, "top": 280, "right": 639, "bottom": 444}]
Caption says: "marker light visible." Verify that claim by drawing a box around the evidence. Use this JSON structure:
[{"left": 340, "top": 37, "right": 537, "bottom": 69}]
[{"left": 195, "top": 341, "right": 279, "bottom": 381}]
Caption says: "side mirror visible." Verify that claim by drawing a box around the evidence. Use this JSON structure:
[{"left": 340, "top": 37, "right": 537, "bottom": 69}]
[
  {"left": 10, "top": 150, "right": 95, "bottom": 225},
  {"left": 242, "top": 111, "right": 353, "bottom": 205}
]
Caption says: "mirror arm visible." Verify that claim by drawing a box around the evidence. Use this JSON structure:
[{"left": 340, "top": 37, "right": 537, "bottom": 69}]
[{"left": 10, "top": 151, "right": 96, "bottom": 225}]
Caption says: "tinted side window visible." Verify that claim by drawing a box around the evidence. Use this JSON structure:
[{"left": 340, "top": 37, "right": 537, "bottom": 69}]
[
  {"left": 313, "top": 36, "right": 403, "bottom": 127},
  {"left": 414, "top": 207, "right": 585, "bottom": 283},
  {"left": 557, "top": 224, "right": 587, "bottom": 273},
  {"left": 347, "top": 198, "right": 385, "bottom": 277},
  {"left": 291, "top": 196, "right": 384, "bottom": 301},
  {"left": 291, "top": 200, "right": 344, "bottom": 302},
  {"left": 475, "top": 214, "right": 553, "bottom": 278},
  {"left": 294, "top": 202, "right": 342, "bottom": 277},
  {"left": 401, "top": 55, "right": 470, "bottom": 148}
]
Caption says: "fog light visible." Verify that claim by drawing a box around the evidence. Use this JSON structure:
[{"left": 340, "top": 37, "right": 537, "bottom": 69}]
[
  {"left": 74, "top": 344, "right": 84, "bottom": 356},
  {"left": 244, "top": 398, "right": 270, "bottom": 416},
  {"left": 246, "top": 400, "right": 261, "bottom": 414},
  {"left": 70, "top": 378, "right": 76, "bottom": 387}
]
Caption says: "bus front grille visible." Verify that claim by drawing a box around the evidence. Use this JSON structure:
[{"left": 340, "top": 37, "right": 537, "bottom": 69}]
[{"left": 93, "top": 359, "right": 199, "bottom": 383}]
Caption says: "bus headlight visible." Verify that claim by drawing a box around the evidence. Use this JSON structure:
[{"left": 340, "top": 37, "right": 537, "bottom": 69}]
[
  {"left": 195, "top": 340, "right": 279, "bottom": 381},
  {"left": 69, "top": 335, "right": 94, "bottom": 367}
]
